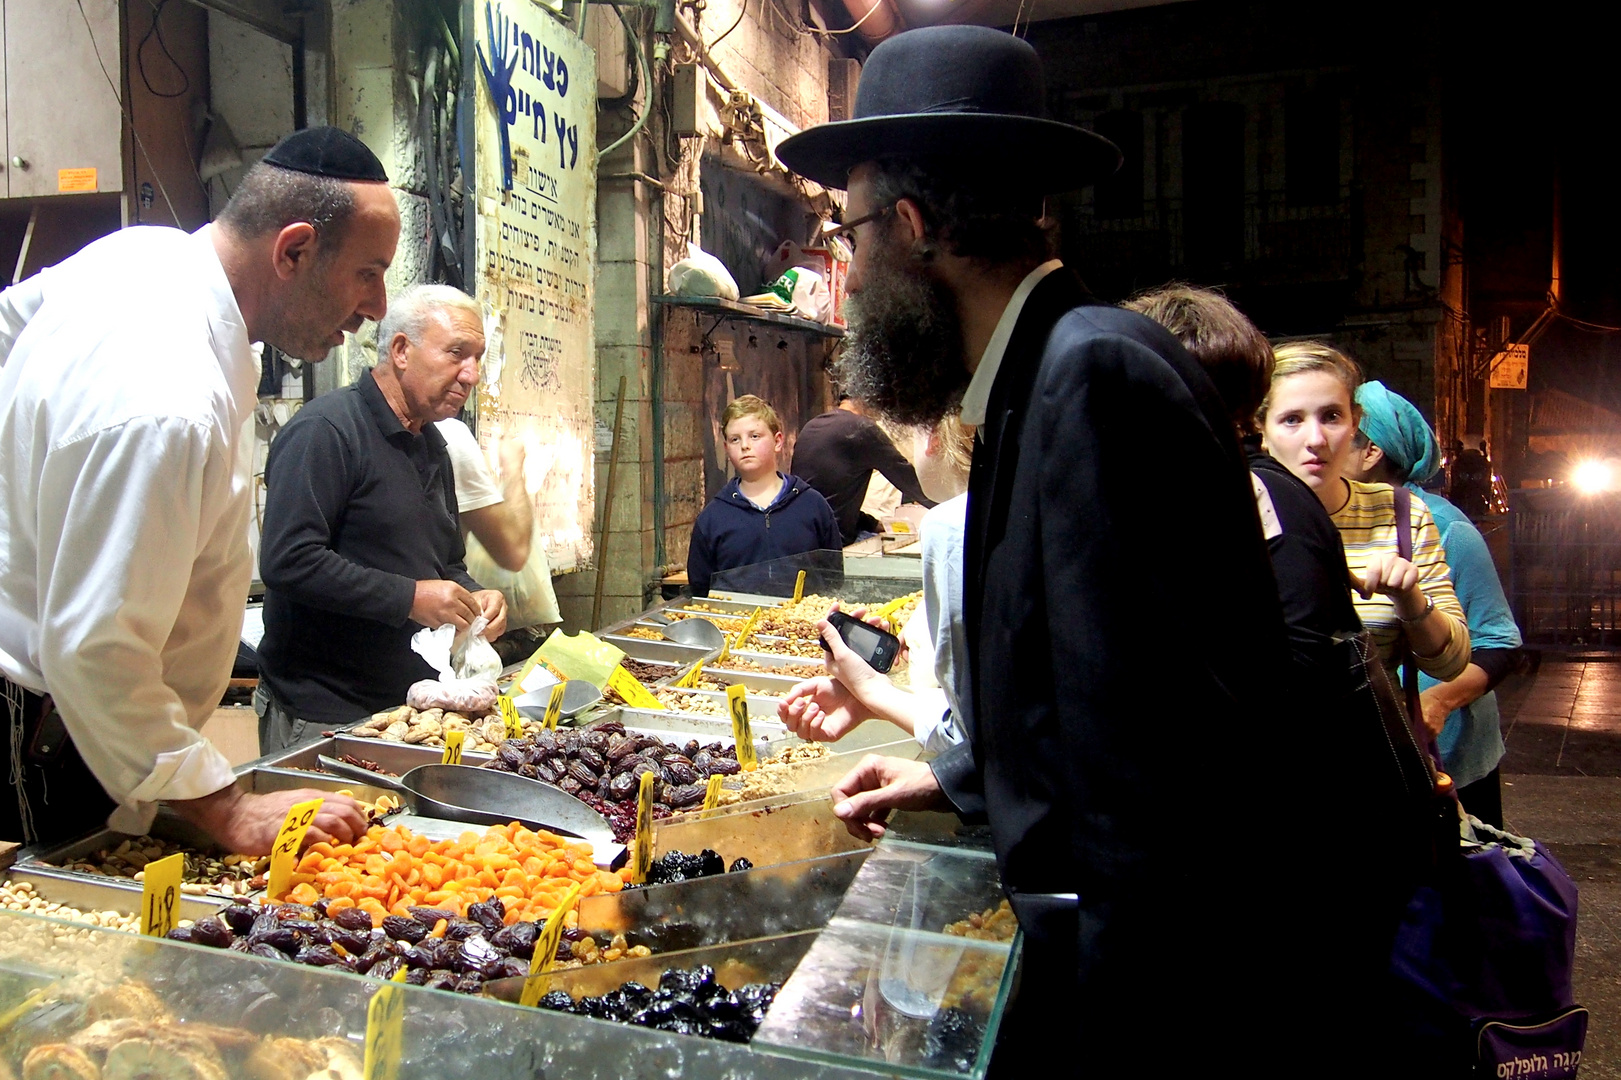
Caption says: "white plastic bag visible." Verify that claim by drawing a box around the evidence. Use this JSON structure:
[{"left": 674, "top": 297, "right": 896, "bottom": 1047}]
[
  {"left": 464, "top": 526, "right": 561, "bottom": 630},
  {"left": 407, "top": 616, "right": 501, "bottom": 712},
  {"left": 668, "top": 243, "right": 740, "bottom": 300}
]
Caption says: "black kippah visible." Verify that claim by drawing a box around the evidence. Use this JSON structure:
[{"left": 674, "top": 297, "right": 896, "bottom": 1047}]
[{"left": 262, "top": 126, "right": 388, "bottom": 182}]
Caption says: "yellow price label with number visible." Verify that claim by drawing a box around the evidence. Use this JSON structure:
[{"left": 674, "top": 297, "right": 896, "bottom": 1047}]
[
  {"left": 498, "top": 694, "right": 524, "bottom": 739},
  {"left": 363, "top": 969, "right": 409, "bottom": 1080},
  {"left": 727, "top": 683, "right": 757, "bottom": 771},
  {"left": 874, "top": 590, "right": 921, "bottom": 627},
  {"left": 732, "top": 608, "right": 763, "bottom": 652},
  {"left": 140, "top": 852, "right": 184, "bottom": 937},
  {"left": 793, "top": 569, "right": 806, "bottom": 602},
  {"left": 701, "top": 773, "right": 725, "bottom": 815},
  {"left": 631, "top": 770, "right": 656, "bottom": 884},
  {"left": 440, "top": 729, "right": 465, "bottom": 765},
  {"left": 607, "top": 666, "right": 661, "bottom": 710},
  {"left": 267, "top": 797, "right": 324, "bottom": 901},
  {"left": 543, "top": 681, "right": 566, "bottom": 729},
  {"left": 519, "top": 880, "right": 587, "bottom": 1007},
  {"left": 676, "top": 660, "right": 704, "bottom": 689}
]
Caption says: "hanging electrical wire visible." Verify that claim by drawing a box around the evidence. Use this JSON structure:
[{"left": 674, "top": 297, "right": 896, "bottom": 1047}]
[
  {"left": 599, "top": 2, "right": 653, "bottom": 160},
  {"left": 137, "top": 0, "right": 190, "bottom": 98},
  {"left": 708, "top": 0, "right": 748, "bottom": 48}
]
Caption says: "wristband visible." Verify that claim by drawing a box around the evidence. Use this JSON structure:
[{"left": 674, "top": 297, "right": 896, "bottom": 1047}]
[{"left": 1397, "top": 594, "right": 1435, "bottom": 624}]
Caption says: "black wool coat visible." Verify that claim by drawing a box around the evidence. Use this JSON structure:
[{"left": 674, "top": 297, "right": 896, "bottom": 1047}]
[{"left": 930, "top": 270, "right": 1313, "bottom": 1058}]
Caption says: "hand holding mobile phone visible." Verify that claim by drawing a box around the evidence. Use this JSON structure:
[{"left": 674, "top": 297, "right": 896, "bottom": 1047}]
[{"left": 822, "top": 610, "right": 900, "bottom": 674}]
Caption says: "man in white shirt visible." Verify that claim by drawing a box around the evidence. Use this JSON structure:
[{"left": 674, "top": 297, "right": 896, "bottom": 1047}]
[
  {"left": 436, "top": 417, "right": 532, "bottom": 573},
  {"left": 0, "top": 127, "right": 398, "bottom": 852}
]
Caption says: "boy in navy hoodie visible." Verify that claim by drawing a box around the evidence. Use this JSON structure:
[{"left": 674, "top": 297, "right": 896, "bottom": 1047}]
[{"left": 688, "top": 395, "right": 841, "bottom": 596}]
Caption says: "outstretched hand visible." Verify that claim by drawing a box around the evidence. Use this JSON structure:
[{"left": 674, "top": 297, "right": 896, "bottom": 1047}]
[{"left": 830, "top": 754, "right": 948, "bottom": 841}]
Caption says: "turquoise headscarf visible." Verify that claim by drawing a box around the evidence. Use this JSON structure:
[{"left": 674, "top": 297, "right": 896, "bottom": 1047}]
[{"left": 1355, "top": 380, "right": 1441, "bottom": 484}]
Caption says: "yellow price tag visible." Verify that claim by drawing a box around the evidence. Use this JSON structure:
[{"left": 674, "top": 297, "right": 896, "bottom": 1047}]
[
  {"left": 732, "top": 608, "right": 763, "bottom": 652},
  {"left": 675, "top": 660, "right": 704, "bottom": 689},
  {"left": 498, "top": 694, "right": 524, "bottom": 739},
  {"left": 607, "top": 666, "right": 662, "bottom": 710},
  {"left": 874, "top": 590, "right": 921, "bottom": 627},
  {"left": 267, "top": 797, "right": 324, "bottom": 901},
  {"left": 440, "top": 729, "right": 465, "bottom": 765},
  {"left": 519, "top": 880, "right": 587, "bottom": 1007},
  {"left": 701, "top": 773, "right": 725, "bottom": 815},
  {"left": 631, "top": 770, "right": 656, "bottom": 883},
  {"left": 140, "top": 852, "right": 184, "bottom": 937},
  {"left": 363, "top": 970, "right": 409, "bottom": 1080},
  {"left": 793, "top": 569, "right": 806, "bottom": 602},
  {"left": 727, "top": 683, "right": 757, "bottom": 771},
  {"left": 543, "top": 681, "right": 566, "bottom": 730}
]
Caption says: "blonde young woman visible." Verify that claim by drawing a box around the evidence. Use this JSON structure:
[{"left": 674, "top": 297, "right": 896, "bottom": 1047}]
[{"left": 1260, "top": 342, "right": 1470, "bottom": 685}]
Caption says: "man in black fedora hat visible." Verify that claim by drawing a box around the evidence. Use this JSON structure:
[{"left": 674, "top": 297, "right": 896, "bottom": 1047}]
[{"left": 778, "top": 26, "right": 1325, "bottom": 1066}]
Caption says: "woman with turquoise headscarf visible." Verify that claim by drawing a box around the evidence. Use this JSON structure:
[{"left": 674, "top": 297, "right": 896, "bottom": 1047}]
[{"left": 1350, "top": 381, "right": 1522, "bottom": 827}]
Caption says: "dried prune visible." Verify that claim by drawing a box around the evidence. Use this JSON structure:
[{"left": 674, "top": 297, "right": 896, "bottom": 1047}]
[
  {"left": 382, "top": 915, "right": 429, "bottom": 944},
  {"left": 408, "top": 906, "right": 457, "bottom": 925},
  {"left": 466, "top": 898, "right": 506, "bottom": 935},
  {"left": 728, "top": 857, "right": 754, "bottom": 873},
  {"left": 664, "top": 783, "right": 705, "bottom": 808},
  {"left": 294, "top": 945, "right": 348, "bottom": 968},
  {"left": 369, "top": 955, "right": 407, "bottom": 982},
  {"left": 443, "top": 918, "right": 484, "bottom": 941},
  {"left": 332, "top": 906, "right": 376, "bottom": 932},
  {"left": 453, "top": 935, "right": 501, "bottom": 975},
  {"left": 492, "top": 956, "right": 530, "bottom": 980},
  {"left": 165, "top": 926, "right": 195, "bottom": 944},
  {"left": 537, "top": 990, "right": 576, "bottom": 1011},
  {"left": 188, "top": 917, "right": 234, "bottom": 949},
  {"left": 333, "top": 930, "right": 373, "bottom": 955},
  {"left": 220, "top": 904, "right": 258, "bottom": 935},
  {"left": 490, "top": 921, "right": 540, "bottom": 959}
]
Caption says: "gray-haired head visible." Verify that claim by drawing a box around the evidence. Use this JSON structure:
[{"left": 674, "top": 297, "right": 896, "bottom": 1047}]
[{"left": 377, "top": 284, "right": 483, "bottom": 355}]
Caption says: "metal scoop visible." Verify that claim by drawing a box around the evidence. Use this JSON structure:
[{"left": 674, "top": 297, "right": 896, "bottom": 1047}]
[
  {"left": 318, "top": 756, "right": 625, "bottom": 866},
  {"left": 513, "top": 680, "right": 601, "bottom": 721},
  {"left": 661, "top": 616, "right": 726, "bottom": 651}
]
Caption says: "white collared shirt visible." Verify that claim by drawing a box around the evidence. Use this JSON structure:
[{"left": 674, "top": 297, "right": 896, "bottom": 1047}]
[
  {"left": 958, "top": 259, "right": 1063, "bottom": 426},
  {"left": 0, "top": 225, "right": 258, "bottom": 833}
]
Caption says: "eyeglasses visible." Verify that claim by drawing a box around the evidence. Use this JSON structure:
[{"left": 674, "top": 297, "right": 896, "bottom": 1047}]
[{"left": 824, "top": 202, "right": 896, "bottom": 252}]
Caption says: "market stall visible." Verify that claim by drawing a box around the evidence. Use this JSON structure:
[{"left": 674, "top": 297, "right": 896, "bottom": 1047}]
[{"left": 0, "top": 553, "right": 1014, "bottom": 1078}]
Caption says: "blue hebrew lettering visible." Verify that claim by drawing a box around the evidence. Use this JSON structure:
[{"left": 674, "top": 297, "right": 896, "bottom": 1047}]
[
  {"left": 532, "top": 98, "right": 547, "bottom": 141},
  {"left": 556, "top": 58, "right": 569, "bottom": 98},
  {"left": 521, "top": 31, "right": 534, "bottom": 75},
  {"left": 555, "top": 113, "right": 568, "bottom": 169},
  {"left": 567, "top": 124, "right": 578, "bottom": 169},
  {"left": 477, "top": 1, "right": 519, "bottom": 190},
  {"left": 542, "top": 46, "right": 558, "bottom": 92}
]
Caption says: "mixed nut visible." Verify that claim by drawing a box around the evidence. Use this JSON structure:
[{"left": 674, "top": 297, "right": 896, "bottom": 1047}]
[
  {"left": 53, "top": 837, "right": 267, "bottom": 897},
  {"left": 0, "top": 880, "right": 160, "bottom": 934}
]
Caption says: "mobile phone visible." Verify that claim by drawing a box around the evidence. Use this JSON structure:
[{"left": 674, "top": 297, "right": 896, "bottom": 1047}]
[{"left": 823, "top": 610, "right": 900, "bottom": 673}]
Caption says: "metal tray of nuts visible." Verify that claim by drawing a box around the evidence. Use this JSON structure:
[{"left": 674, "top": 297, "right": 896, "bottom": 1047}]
[
  {"left": 247, "top": 735, "right": 491, "bottom": 777},
  {"left": 2, "top": 866, "right": 225, "bottom": 926},
  {"left": 589, "top": 709, "right": 794, "bottom": 758}
]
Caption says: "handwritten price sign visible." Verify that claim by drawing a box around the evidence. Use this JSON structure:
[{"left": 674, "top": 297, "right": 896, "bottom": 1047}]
[
  {"left": 140, "top": 852, "right": 184, "bottom": 937},
  {"left": 266, "top": 797, "right": 324, "bottom": 901},
  {"left": 519, "top": 879, "right": 586, "bottom": 1007}
]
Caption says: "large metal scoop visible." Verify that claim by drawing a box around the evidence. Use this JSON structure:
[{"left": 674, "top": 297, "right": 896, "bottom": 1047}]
[
  {"left": 661, "top": 616, "right": 726, "bottom": 651},
  {"left": 318, "top": 756, "right": 624, "bottom": 865}
]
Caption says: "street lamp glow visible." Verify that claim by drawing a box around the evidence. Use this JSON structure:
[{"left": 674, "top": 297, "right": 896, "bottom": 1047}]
[{"left": 1571, "top": 458, "right": 1614, "bottom": 495}]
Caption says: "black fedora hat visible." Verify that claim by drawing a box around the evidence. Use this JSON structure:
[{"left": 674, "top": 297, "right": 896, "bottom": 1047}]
[{"left": 776, "top": 25, "right": 1120, "bottom": 193}]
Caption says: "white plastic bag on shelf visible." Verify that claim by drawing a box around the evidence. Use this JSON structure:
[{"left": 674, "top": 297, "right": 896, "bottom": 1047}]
[
  {"left": 406, "top": 616, "right": 501, "bottom": 713},
  {"left": 667, "top": 243, "right": 740, "bottom": 300}
]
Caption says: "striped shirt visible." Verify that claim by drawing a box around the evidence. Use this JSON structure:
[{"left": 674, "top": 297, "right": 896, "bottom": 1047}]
[{"left": 1330, "top": 480, "right": 1470, "bottom": 679}]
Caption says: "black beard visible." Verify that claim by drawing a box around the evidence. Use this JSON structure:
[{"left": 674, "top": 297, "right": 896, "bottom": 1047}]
[{"left": 835, "top": 244, "right": 968, "bottom": 427}]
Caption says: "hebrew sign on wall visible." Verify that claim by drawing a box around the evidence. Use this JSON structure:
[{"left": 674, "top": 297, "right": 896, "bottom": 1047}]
[{"left": 474, "top": 0, "right": 597, "bottom": 572}]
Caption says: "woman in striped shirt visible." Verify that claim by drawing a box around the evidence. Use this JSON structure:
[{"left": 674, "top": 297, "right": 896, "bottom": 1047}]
[{"left": 1259, "top": 343, "right": 1470, "bottom": 683}]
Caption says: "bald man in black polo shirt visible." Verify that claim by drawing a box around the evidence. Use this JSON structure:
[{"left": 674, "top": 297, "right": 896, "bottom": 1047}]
[{"left": 255, "top": 285, "right": 507, "bottom": 751}]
